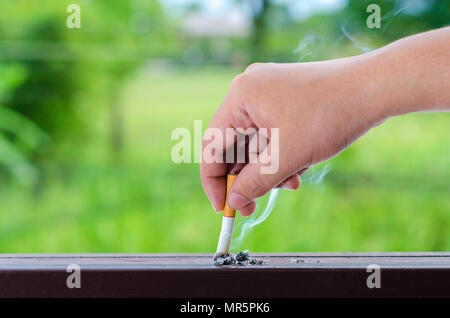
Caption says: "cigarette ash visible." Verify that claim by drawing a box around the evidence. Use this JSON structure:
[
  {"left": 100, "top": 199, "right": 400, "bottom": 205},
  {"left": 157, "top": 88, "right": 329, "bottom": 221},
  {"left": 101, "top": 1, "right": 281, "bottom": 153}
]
[{"left": 214, "top": 250, "right": 263, "bottom": 266}]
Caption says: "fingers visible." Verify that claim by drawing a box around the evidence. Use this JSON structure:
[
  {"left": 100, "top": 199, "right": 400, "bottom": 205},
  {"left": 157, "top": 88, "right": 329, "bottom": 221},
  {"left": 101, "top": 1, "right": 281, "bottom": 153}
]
[
  {"left": 276, "top": 174, "right": 301, "bottom": 190},
  {"left": 227, "top": 143, "right": 289, "bottom": 211},
  {"left": 276, "top": 167, "right": 309, "bottom": 190},
  {"left": 201, "top": 175, "right": 226, "bottom": 212},
  {"left": 236, "top": 175, "right": 299, "bottom": 217},
  {"left": 199, "top": 123, "right": 228, "bottom": 212},
  {"left": 200, "top": 94, "right": 255, "bottom": 212},
  {"left": 231, "top": 166, "right": 308, "bottom": 216},
  {"left": 238, "top": 201, "right": 256, "bottom": 217}
]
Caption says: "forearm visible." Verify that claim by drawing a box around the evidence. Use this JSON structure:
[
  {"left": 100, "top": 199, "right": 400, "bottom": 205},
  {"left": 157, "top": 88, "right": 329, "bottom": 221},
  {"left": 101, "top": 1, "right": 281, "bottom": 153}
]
[{"left": 364, "top": 27, "right": 450, "bottom": 119}]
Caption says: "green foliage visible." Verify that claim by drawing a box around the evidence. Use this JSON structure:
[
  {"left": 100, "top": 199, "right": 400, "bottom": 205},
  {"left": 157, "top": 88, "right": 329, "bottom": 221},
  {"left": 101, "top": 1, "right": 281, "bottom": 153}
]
[
  {"left": 0, "top": 0, "right": 448, "bottom": 252},
  {"left": 5, "top": 18, "right": 81, "bottom": 137},
  {"left": 0, "top": 62, "right": 49, "bottom": 184},
  {"left": 0, "top": 69, "right": 448, "bottom": 253},
  {"left": 0, "top": 106, "right": 49, "bottom": 185}
]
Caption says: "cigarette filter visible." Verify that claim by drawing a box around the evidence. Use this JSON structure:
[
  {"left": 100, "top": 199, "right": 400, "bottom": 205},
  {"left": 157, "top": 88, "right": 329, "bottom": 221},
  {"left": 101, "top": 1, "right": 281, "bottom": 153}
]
[{"left": 214, "top": 174, "right": 237, "bottom": 258}]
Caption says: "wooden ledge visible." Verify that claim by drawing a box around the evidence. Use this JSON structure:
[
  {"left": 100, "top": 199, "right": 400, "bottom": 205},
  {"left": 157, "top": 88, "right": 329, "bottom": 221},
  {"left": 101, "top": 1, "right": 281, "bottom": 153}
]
[{"left": 1, "top": 253, "right": 450, "bottom": 297}]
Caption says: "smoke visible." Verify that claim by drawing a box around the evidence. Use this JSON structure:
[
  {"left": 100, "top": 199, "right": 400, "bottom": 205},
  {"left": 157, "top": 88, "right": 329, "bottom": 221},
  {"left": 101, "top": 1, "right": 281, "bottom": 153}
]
[
  {"left": 302, "top": 164, "right": 331, "bottom": 190},
  {"left": 380, "top": 6, "right": 406, "bottom": 34},
  {"left": 230, "top": 188, "right": 280, "bottom": 251},
  {"left": 339, "top": 2, "right": 409, "bottom": 54},
  {"left": 339, "top": 25, "right": 373, "bottom": 52},
  {"left": 296, "top": 8, "right": 406, "bottom": 58},
  {"left": 230, "top": 164, "right": 331, "bottom": 250},
  {"left": 293, "top": 33, "right": 325, "bottom": 61}
]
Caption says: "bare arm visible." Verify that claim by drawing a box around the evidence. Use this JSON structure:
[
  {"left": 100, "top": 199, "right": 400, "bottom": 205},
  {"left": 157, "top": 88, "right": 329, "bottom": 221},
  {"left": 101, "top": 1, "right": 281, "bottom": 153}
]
[
  {"left": 366, "top": 27, "right": 450, "bottom": 117},
  {"left": 200, "top": 27, "right": 450, "bottom": 216}
]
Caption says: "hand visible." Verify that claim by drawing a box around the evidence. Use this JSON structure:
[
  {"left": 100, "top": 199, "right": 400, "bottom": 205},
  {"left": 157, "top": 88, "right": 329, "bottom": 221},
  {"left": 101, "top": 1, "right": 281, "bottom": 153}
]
[
  {"left": 200, "top": 27, "right": 450, "bottom": 217},
  {"left": 201, "top": 57, "right": 384, "bottom": 216}
]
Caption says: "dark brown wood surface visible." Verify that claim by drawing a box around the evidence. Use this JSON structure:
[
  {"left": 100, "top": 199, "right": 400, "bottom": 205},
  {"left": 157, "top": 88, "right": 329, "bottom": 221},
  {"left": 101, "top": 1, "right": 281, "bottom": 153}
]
[{"left": 1, "top": 253, "right": 450, "bottom": 297}]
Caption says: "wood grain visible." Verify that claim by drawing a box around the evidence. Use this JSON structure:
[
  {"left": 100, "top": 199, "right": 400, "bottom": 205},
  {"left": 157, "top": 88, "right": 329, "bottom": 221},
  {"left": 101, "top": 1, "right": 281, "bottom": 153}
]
[{"left": 1, "top": 253, "right": 449, "bottom": 297}]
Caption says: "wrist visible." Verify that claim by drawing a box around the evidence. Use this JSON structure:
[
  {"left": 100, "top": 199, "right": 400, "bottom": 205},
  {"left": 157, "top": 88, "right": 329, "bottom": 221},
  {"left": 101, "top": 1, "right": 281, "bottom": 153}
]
[
  {"left": 350, "top": 46, "right": 409, "bottom": 122},
  {"left": 333, "top": 52, "right": 395, "bottom": 125}
]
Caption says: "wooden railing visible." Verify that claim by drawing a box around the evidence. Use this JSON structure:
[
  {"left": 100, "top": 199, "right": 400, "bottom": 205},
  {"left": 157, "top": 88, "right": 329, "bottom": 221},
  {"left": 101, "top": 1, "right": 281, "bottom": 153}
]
[{"left": 1, "top": 253, "right": 450, "bottom": 297}]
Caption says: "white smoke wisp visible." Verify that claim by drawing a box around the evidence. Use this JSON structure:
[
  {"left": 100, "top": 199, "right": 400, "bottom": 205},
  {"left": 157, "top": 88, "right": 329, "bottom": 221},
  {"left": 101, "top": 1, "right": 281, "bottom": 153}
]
[
  {"left": 293, "top": 33, "right": 325, "bottom": 61},
  {"left": 302, "top": 164, "right": 331, "bottom": 190},
  {"left": 230, "top": 164, "right": 331, "bottom": 251},
  {"left": 380, "top": 6, "right": 406, "bottom": 34},
  {"left": 230, "top": 188, "right": 280, "bottom": 251},
  {"left": 339, "top": 2, "right": 408, "bottom": 54},
  {"left": 340, "top": 25, "right": 373, "bottom": 53}
]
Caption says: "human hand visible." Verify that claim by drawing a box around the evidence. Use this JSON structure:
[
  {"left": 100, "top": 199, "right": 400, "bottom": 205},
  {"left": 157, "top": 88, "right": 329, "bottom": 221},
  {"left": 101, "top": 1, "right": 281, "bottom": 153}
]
[{"left": 200, "top": 27, "right": 450, "bottom": 217}]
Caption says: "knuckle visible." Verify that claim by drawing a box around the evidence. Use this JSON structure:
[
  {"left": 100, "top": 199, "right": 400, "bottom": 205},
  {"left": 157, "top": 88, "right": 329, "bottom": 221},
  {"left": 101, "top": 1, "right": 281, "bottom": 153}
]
[
  {"left": 230, "top": 72, "right": 249, "bottom": 89},
  {"left": 230, "top": 62, "right": 275, "bottom": 92},
  {"left": 244, "top": 62, "right": 263, "bottom": 73}
]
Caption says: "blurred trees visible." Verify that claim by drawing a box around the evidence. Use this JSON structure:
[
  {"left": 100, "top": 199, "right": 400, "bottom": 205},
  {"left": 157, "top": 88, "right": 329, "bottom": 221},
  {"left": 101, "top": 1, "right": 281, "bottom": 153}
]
[
  {"left": 342, "top": 0, "right": 450, "bottom": 41},
  {"left": 0, "top": 0, "right": 448, "bottom": 182},
  {"left": 0, "top": 0, "right": 448, "bottom": 252},
  {"left": 0, "top": 64, "right": 48, "bottom": 185},
  {"left": 249, "top": 0, "right": 270, "bottom": 62},
  {"left": 0, "top": 0, "right": 167, "bottom": 172},
  {"left": 6, "top": 18, "right": 81, "bottom": 139}
]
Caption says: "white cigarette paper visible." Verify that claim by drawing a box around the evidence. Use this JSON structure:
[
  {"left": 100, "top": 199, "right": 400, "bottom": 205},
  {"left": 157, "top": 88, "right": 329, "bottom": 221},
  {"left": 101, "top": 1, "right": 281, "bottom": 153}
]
[{"left": 215, "top": 216, "right": 235, "bottom": 256}]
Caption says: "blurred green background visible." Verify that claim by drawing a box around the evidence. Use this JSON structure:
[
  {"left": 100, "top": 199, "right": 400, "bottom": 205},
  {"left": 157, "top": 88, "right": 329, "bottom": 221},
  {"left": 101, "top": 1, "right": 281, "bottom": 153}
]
[{"left": 0, "top": 0, "right": 449, "bottom": 253}]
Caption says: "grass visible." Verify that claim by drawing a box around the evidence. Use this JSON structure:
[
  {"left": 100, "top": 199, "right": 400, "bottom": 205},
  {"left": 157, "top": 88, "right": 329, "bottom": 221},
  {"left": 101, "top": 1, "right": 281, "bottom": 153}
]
[{"left": 0, "top": 66, "right": 449, "bottom": 253}]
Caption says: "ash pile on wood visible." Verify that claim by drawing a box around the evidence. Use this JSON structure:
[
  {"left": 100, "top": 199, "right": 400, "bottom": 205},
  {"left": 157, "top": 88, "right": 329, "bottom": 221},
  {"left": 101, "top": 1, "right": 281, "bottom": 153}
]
[{"left": 214, "top": 250, "right": 263, "bottom": 266}]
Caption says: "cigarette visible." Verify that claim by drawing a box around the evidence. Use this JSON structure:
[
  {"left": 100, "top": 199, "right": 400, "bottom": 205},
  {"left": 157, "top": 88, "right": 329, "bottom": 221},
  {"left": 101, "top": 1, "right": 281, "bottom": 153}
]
[{"left": 214, "top": 174, "right": 237, "bottom": 259}]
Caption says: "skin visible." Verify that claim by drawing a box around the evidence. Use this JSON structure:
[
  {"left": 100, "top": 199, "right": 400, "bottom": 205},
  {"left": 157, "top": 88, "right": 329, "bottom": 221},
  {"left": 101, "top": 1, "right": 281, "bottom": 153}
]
[{"left": 200, "top": 27, "right": 450, "bottom": 217}]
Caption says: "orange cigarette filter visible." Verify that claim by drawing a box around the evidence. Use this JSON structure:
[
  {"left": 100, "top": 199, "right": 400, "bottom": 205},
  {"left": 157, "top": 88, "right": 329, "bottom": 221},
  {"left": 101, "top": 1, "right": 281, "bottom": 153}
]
[{"left": 223, "top": 174, "right": 237, "bottom": 217}]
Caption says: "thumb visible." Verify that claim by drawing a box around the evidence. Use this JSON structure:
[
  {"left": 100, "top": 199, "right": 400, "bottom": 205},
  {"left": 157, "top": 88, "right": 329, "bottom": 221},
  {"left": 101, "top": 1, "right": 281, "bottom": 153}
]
[{"left": 227, "top": 145, "right": 288, "bottom": 211}]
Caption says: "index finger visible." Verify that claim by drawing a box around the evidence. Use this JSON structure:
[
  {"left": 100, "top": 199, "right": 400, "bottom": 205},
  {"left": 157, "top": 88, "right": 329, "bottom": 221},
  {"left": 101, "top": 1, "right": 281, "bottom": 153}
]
[
  {"left": 200, "top": 95, "right": 254, "bottom": 212},
  {"left": 200, "top": 103, "right": 232, "bottom": 212}
]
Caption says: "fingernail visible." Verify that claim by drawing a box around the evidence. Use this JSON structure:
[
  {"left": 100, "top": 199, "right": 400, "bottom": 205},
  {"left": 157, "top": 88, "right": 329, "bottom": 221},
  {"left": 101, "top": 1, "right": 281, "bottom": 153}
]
[
  {"left": 212, "top": 203, "right": 222, "bottom": 213},
  {"left": 280, "top": 183, "right": 294, "bottom": 191},
  {"left": 227, "top": 192, "right": 251, "bottom": 209}
]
